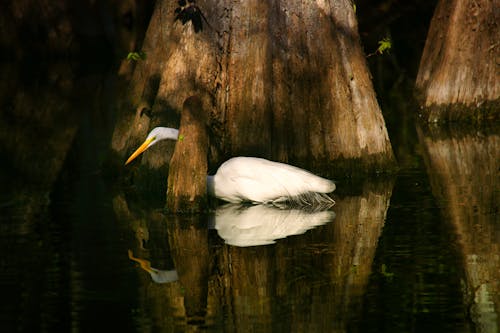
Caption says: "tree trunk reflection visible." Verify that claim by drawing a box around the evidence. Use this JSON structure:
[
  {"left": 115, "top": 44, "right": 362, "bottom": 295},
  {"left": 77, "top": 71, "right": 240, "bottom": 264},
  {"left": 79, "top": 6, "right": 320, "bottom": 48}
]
[
  {"left": 122, "top": 179, "right": 394, "bottom": 331},
  {"left": 418, "top": 123, "right": 500, "bottom": 331}
]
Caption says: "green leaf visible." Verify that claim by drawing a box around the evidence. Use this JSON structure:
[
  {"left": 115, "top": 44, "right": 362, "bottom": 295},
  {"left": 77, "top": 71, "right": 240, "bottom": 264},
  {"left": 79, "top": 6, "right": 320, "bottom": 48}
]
[
  {"left": 367, "top": 37, "right": 392, "bottom": 58},
  {"left": 376, "top": 37, "right": 392, "bottom": 55},
  {"left": 126, "top": 51, "right": 147, "bottom": 62}
]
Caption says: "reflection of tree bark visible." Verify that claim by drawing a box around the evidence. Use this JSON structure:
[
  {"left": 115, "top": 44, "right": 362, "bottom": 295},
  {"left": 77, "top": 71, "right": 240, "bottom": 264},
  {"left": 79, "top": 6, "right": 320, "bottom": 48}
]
[
  {"left": 418, "top": 124, "right": 500, "bottom": 331},
  {"left": 116, "top": 186, "right": 214, "bottom": 329},
  {"left": 215, "top": 245, "right": 276, "bottom": 331},
  {"left": 167, "top": 215, "right": 210, "bottom": 325},
  {"left": 121, "top": 179, "right": 393, "bottom": 331},
  {"left": 119, "top": 209, "right": 213, "bottom": 330},
  {"left": 332, "top": 180, "right": 394, "bottom": 331},
  {"left": 213, "top": 179, "right": 393, "bottom": 332},
  {"left": 112, "top": 196, "right": 187, "bottom": 330}
]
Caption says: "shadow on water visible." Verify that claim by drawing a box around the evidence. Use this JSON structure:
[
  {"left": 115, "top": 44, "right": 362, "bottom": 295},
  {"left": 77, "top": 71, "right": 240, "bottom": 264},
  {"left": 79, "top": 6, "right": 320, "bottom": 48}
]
[
  {"left": 1, "top": 62, "right": 499, "bottom": 332},
  {"left": 0, "top": 61, "right": 133, "bottom": 331}
]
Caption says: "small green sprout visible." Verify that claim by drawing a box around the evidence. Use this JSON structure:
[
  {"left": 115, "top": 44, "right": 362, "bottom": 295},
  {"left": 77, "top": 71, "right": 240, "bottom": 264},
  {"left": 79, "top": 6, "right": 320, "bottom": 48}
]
[
  {"left": 377, "top": 37, "right": 392, "bottom": 54},
  {"left": 127, "top": 51, "right": 146, "bottom": 61},
  {"left": 178, "top": 134, "right": 185, "bottom": 142},
  {"left": 367, "top": 37, "right": 392, "bottom": 58}
]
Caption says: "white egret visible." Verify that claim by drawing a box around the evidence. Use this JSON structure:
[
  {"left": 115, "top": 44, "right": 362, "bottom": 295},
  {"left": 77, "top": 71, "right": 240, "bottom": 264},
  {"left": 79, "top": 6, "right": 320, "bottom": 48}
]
[
  {"left": 125, "top": 125, "right": 336, "bottom": 205},
  {"left": 125, "top": 97, "right": 335, "bottom": 205}
]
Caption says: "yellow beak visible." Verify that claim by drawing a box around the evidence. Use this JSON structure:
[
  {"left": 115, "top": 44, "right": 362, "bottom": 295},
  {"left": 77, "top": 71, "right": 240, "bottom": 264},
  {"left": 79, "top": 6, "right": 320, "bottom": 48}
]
[
  {"left": 125, "top": 137, "right": 155, "bottom": 165},
  {"left": 128, "top": 250, "right": 154, "bottom": 273}
]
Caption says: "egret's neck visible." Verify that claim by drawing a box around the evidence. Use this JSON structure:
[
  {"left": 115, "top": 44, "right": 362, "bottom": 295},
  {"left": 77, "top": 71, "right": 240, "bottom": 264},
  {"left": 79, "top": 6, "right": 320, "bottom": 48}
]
[
  {"left": 164, "top": 128, "right": 179, "bottom": 140},
  {"left": 207, "top": 175, "right": 215, "bottom": 197}
]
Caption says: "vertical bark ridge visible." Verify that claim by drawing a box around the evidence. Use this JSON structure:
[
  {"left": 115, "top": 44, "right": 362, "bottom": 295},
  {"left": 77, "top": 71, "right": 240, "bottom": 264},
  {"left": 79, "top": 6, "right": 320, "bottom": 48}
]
[{"left": 122, "top": 0, "right": 396, "bottom": 177}]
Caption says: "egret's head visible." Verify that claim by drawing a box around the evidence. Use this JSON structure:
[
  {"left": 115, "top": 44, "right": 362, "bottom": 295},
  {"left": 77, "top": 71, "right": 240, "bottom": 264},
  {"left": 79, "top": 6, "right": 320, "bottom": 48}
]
[{"left": 125, "top": 127, "right": 179, "bottom": 165}]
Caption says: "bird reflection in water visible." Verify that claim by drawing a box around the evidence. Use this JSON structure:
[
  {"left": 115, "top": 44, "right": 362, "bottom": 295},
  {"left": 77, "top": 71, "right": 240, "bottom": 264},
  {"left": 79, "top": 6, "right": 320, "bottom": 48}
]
[
  {"left": 128, "top": 250, "right": 178, "bottom": 284},
  {"left": 212, "top": 204, "right": 336, "bottom": 247}
]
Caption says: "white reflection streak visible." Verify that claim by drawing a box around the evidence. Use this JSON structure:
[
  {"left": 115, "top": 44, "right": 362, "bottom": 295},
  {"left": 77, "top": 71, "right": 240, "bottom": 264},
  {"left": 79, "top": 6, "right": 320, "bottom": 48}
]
[{"left": 214, "top": 204, "right": 335, "bottom": 247}]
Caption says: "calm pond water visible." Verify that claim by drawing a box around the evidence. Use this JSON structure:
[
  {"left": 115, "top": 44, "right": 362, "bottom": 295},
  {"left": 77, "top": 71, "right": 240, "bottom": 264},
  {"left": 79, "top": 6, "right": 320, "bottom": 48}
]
[{"left": 1, "top": 63, "right": 499, "bottom": 332}]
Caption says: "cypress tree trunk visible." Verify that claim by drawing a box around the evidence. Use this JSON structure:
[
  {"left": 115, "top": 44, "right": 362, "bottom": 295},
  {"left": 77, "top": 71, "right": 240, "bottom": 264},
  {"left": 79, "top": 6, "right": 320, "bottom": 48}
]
[
  {"left": 415, "top": 0, "right": 499, "bottom": 122},
  {"left": 115, "top": 0, "right": 396, "bottom": 177},
  {"left": 166, "top": 96, "right": 208, "bottom": 213}
]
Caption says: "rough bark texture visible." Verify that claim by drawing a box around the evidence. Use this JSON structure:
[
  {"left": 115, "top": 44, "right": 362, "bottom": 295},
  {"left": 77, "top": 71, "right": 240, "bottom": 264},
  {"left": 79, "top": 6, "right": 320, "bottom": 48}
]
[
  {"left": 418, "top": 123, "right": 500, "bottom": 329},
  {"left": 166, "top": 97, "right": 208, "bottom": 213},
  {"left": 415, "top": 0, "right": 500, "bottom": 121},
  {"left": 116, "top": 0, "right": 396, "bottom": 178}
]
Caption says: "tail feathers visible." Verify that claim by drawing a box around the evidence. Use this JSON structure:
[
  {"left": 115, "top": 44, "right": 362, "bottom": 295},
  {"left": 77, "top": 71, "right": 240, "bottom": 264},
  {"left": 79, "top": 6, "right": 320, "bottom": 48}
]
[
  {"left": 272, "top": 192, "right": 335, "bottom": 210},
  {"left": 305, "top": 176, "right": 336, "bottom": 194}
]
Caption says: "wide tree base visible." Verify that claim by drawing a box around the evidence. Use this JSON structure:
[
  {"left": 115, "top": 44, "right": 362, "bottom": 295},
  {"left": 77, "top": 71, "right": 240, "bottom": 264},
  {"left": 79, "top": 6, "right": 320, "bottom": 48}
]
[{"left": 415, "top": 0, "right": 499, "bottom": 117}]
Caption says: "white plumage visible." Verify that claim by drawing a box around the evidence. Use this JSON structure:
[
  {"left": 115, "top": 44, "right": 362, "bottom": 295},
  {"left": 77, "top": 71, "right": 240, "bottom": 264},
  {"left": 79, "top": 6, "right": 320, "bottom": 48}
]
[
  {"left": 207, "top": 157, "right": 335, "bottom": 204},
  {"left": 126, "top": 127, "right": 336, "bottom": 205},
  {"left": 213, "top": 204, "right": 336, "bottom": 247}
]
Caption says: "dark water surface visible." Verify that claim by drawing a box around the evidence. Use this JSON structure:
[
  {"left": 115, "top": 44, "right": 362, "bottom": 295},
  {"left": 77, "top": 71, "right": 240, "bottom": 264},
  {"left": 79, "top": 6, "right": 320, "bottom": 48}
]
[{"left": 1, "top": 63, "right": 498, "bottom": 332}]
